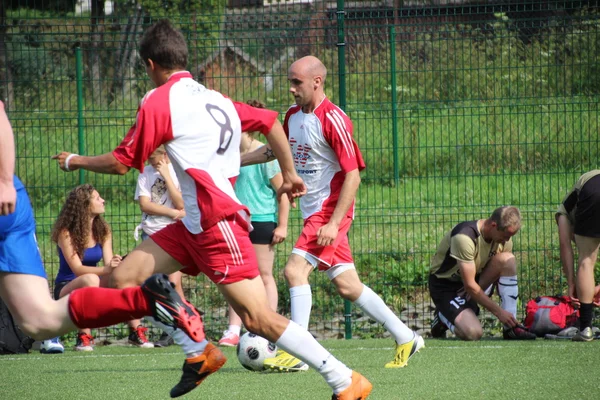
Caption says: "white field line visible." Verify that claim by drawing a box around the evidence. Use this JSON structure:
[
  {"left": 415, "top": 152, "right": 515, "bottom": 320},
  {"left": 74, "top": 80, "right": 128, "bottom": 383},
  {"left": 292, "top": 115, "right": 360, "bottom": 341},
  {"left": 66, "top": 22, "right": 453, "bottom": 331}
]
[{"left": 0, "top": 344, "right": 568, "bottom": 362}]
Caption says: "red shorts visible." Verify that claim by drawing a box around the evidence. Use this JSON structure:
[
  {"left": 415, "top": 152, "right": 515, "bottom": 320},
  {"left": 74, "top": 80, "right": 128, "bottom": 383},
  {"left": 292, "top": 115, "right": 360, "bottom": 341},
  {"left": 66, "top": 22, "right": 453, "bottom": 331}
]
[
  {"left": 293, "top": 213, "right": 354, "bottom": 271},
  {"left": 151, "top": 215, "right": 259, "bottom": 284}
]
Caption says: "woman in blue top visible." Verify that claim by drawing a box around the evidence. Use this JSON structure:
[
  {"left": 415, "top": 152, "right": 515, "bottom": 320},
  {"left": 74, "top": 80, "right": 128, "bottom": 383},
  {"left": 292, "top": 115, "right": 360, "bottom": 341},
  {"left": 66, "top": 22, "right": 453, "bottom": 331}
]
[
  {"left": 218, "top": 100, "right": 290, "bottom": 346},
  {"left": 47, "top": 184, "right": 153, "bottom": 351}
]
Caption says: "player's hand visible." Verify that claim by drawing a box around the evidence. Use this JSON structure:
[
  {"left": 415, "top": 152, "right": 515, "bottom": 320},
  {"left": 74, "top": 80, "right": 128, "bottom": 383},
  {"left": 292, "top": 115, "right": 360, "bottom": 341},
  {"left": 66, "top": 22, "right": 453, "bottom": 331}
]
[
  {"left": 316, "top": 221, "right": 339, "bottom": 247},
  {"left": 271, "top": 225, "right": 287, "bottom": 245},
  {"left": 156, "top": 159, "right": 170, "bottom": 178},
  {"left": 170, "top": 209, "right": 185, "bottom": 220},
  {"left": 593, "top": 285, "right": 600, "bottom": 307},
  {"left": 52, "top": 152, "right": 77, "bottom": 172},
  {"left": 568, "top": 283, "right": 580, "bottom": 307},
  {"left": 109, "top": 255, "right": 122, "bottom": 268},
  {"left": 0, "top": 179, "right": 17, "bottom": 215},
  {"left": 277, "top": 174, "right": 306, "bottom": 208},
  {"left": 497, "top": 310, "right": 518, "bottom": 327}
]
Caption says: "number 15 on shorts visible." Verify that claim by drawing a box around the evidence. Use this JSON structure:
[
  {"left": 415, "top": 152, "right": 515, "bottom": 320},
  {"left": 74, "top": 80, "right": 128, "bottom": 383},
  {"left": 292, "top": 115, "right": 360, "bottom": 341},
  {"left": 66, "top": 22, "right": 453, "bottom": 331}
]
[{"left": 450, "top": 296, "right": 466, "bottom": 309}]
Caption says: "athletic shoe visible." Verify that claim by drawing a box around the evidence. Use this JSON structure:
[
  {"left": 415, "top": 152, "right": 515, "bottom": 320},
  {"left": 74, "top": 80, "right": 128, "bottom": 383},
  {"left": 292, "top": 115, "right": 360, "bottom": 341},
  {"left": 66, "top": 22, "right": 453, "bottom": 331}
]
[
  {"left": 384, "top": 334, "right": 425, "bottom": 368},
  {"left": 331, "top": 371, "right": 373, "bottom": 400},
  {"left": 74, "top": 332, "right": 94, "bottom": 352},
  {"left": 40, "top": 337, "right": 64, "bottom": 354},
  {"left": 128, "top": 325, "right": 154, "bottom": 348},
  {"left": 263, "top": 350, "right": 309, "bottom": 372},
  {"left": 572, "top": 327, "right": 594, "bottom": 342},
  {"left": 154, "top": 331, "right": 175, "bottom": 348},
  {"left": 503, "top": 325, "right": 537, "bottom": 340},
  {"left": 430, "top": 309, "right": 448, "bottom": 338},
  {"left": 217, "top": 330, "right": 239, "bottom": 347},
  {"left": 141, "top": 274, "right": 205, "bottom": 342},
  {"left": 170, "top": 342, "right": 227, "bottom": 398}
]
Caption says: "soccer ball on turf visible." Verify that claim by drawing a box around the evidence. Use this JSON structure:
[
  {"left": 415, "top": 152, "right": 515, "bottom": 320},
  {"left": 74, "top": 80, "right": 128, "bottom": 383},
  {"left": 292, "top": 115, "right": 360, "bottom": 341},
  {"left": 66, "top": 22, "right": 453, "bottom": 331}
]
[{"left": 236, "top": 332, "right": 278, "bottom": 371}]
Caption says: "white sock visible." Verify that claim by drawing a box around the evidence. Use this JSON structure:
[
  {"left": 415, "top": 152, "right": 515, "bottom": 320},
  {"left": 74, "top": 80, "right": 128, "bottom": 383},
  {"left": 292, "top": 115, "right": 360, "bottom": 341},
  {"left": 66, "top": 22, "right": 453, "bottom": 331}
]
[
  {"left": 290, "top": 284, "right": 312, "bottom": 330},
  {"left": 438, "top": 312, "right": 455, "bottom": 334},
  {"left": 353, "top": 284, "right": 414, "bottom": 344},
  {"left": 276, "top": 321, "right": 352, "bottom": 393},
  {"left": 498, "top": 275, "right": 519, "bottom": 318},
  {"left": 227, "top": 325, "right": 241, "bottom": 336},
  {"left": 146, "top": 316, "right": 207, "bottom": 357}
]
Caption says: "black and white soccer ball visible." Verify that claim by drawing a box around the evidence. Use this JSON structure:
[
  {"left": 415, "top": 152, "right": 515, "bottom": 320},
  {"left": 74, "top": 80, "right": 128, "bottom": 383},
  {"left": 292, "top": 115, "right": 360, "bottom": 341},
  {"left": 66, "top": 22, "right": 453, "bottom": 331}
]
[{"left": 236, "top": 332, "right": 278, "bottom": 371}]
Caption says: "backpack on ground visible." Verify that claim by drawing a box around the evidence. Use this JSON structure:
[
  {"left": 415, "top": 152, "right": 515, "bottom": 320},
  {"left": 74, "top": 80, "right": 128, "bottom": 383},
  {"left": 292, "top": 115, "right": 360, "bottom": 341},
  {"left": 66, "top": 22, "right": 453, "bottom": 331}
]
[
  {"left": 0, "top": 297, "right": 34, "bottom": 354},
  {"left": 523, "top": 295, "right": 579, "bottom": 337}
]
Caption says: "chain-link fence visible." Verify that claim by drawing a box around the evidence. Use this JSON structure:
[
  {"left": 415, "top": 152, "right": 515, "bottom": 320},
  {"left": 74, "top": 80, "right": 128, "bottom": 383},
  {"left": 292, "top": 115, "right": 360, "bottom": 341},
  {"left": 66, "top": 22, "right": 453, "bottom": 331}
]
[{"left": 1, "top": 0, "right": 599, "bottom": 342}]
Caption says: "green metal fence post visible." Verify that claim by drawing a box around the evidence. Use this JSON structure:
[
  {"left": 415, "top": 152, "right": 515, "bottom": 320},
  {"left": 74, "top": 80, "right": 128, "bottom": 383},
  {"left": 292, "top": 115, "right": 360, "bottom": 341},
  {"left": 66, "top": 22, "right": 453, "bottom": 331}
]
[
  {"left": 336, "top": 0, "right": 352, "bottom": 340},
  {"left": 390, "top": 25, "right": 399, "bottom": 184},
  {"left": 75, "top": 47, "right": 85, "bottom": 185}
]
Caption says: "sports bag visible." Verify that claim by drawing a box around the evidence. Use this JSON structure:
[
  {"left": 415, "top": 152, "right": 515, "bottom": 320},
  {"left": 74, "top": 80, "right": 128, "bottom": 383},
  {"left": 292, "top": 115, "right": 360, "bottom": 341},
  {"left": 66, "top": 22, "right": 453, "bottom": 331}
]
[
  {"left": 523, "top": 295, "right": 579, "bottom": 337},
  {"left": 0, "top": 297, "right": 34, "bottom": 354}
]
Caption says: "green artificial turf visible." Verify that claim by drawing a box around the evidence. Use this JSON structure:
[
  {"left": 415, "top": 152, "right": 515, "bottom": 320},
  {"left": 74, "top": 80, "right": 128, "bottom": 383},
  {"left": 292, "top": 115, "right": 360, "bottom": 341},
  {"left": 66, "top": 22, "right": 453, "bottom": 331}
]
[{"left": 1, "top": 338, "right": 597, "bottom": 400}]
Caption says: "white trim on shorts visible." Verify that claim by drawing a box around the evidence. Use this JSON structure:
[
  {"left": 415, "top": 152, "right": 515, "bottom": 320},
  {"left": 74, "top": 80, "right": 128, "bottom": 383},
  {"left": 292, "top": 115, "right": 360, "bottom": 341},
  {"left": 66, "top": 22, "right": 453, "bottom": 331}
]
[{"left": 291, "top": 248, "right": 356, "bottom": 280}]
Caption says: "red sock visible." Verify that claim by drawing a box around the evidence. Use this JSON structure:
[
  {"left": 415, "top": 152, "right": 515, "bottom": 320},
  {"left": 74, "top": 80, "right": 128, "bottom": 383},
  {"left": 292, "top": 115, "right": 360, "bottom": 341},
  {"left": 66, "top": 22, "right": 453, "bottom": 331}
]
[{"left": 68, "top": 287, "right": 152, "bottom": 329}]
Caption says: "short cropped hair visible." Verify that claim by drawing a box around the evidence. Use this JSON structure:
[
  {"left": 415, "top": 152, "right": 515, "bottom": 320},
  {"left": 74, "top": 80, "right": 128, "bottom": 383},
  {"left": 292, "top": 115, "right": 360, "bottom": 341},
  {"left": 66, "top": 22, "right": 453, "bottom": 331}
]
[
  {"left": 139, "top": 19, "right": 188, "bottom": 70},
  {"left": 490, "top": 206, "right": 521, "bottom": 231}
]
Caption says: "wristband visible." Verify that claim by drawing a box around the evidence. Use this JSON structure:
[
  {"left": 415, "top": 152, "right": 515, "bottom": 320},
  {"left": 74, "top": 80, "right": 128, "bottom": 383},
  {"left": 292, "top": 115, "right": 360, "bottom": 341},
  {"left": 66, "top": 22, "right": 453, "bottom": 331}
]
[{"left": 64, "top": 154, "right": 79, "bottom": 171}]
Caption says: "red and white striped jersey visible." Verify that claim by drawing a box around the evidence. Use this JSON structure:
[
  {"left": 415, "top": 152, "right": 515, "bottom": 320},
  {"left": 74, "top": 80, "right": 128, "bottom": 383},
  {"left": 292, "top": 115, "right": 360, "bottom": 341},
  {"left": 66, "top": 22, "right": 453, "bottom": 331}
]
[
  {"left": 113, "top": 71, "right": 278, "bottom": 234},
  {"left": 283, "top": 96, "right": 365, "bottom": 220}
]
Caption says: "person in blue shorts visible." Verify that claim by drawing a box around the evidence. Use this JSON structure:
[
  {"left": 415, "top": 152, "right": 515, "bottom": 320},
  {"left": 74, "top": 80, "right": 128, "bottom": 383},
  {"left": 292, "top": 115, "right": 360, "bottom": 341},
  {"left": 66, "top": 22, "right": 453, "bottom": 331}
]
[{"left": 0, "top": 100, "right": 204, "bottom": 357}]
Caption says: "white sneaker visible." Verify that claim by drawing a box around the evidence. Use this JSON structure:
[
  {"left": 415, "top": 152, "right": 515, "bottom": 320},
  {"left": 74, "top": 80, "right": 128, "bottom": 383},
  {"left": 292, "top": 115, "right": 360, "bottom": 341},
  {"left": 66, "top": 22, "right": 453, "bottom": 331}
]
[{"left": 40, "top": 337, "right": 64, "bottom": 354}]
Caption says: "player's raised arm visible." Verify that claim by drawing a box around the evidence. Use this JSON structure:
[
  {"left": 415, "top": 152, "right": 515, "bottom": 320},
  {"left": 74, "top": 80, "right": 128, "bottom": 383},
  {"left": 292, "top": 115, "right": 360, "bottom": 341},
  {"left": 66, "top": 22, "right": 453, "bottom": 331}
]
[
  {"left": 52, "top": 151, "right": 130, "bottom": 175},
  {"left": 0, "top": 101, "right": 17, "bottom": 215},
  {"left": 234, "top": 101, "right": 306, "bottom": 201}
]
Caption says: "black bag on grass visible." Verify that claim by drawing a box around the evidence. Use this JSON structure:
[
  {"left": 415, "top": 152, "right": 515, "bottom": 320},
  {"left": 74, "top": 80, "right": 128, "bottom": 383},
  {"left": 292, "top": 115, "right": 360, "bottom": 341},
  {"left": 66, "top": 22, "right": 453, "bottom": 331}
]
[{"left": 0, "top": 297, "right": 33, "bottom": 354}]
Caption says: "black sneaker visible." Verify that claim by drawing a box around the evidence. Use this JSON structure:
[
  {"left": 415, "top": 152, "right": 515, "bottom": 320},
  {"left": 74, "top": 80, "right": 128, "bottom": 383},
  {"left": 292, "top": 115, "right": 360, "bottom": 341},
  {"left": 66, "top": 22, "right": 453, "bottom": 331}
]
[
  {"left": 128, "top": 325, "right": 154, "bottom": 348},
  {"left": 170, "top": 343, "right": 227, "bottom": 398},
  {"left": 431, "top": 309, "right": 448, "bottom": 338},
  {"left": 141, "top": 274, "right": 205, "bottom": 342},
  {"left": 503, "top": 325, "right": 537, "bottom": 340},
  {"left": 154, "top": 331, "right": 175, "bottom": 348}
]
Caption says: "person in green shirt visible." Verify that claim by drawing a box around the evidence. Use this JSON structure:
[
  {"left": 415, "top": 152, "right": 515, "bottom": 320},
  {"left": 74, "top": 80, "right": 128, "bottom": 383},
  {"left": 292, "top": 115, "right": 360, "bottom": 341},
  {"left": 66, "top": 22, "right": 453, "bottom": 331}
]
[{"left": 218, "top": 100, "right": 290, "bottom": 347}]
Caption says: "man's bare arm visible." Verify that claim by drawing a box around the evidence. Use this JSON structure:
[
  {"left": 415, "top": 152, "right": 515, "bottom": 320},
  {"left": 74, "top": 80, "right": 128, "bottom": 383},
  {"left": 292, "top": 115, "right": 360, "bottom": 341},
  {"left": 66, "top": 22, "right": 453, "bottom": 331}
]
[
  {"left": 52, "top": 152, "right": 130, "bottom": 175},
  {"left": 459, "top": 260, "right": 517, "bottom": 327}
]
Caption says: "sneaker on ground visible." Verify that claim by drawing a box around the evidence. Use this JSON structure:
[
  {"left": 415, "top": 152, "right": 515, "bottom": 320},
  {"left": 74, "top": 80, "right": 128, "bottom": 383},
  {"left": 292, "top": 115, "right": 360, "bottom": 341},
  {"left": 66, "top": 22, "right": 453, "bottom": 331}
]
[
  {"left": 331, "top": 371, "right": 373, "bottom": 400},
  {"left": 74, "top": 332, "right": 94, "bottom": 352},
  {"left": 217, "top": 330, "right": 239, "bottom": 347},
  {"left": 154, "top": 331, "right": 175, "bottom": 348},
  {"left": 263, "top": 350, "right": 309, "bottom": 372},
  {"left": 129, "top": 325, "right": 154, "bottom": 348},
  {"left": 430, "top": 309, "right": 448, "bottom": 338},
  {"left": 170, "top": 342, "right": 227, "bottom": 398},
  {"left": 40, "top": 337, "right": 64, "bottom": 354},
  {"left": 141, "top": 274, "right": 205, "bottom": 342},
  {"left": 572, "top": 326, "right": 594, "bottom": 342},
  {"left": 503, "top": 325, "right": 537, "bottom": 340},
  {"left": 385, "top": 333, "right": 425, "bottom": 368}
]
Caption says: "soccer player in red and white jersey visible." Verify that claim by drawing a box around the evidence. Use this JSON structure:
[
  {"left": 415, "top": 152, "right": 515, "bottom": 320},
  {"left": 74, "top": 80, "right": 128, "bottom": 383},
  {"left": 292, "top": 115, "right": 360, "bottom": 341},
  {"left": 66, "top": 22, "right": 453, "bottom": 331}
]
[
  {"left": 243, "top": 56, "right": 424, "bottom": 372},
  {"left": 53, "top": 21, "right": 371, "bottom": 400}
]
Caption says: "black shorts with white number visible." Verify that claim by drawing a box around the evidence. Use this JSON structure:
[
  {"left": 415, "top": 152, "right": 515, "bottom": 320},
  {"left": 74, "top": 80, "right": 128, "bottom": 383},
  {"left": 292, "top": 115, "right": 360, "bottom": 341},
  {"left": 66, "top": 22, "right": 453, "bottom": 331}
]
[{"left": 429, "top": 274, "right": 479, "bottom": 325}]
